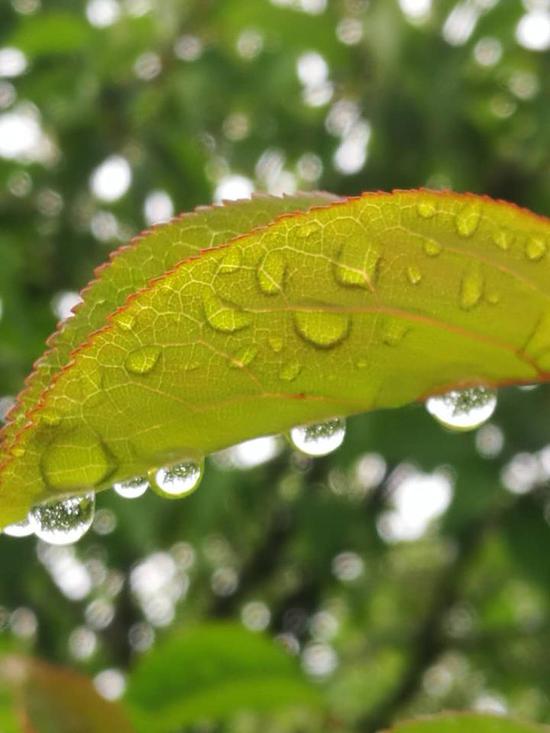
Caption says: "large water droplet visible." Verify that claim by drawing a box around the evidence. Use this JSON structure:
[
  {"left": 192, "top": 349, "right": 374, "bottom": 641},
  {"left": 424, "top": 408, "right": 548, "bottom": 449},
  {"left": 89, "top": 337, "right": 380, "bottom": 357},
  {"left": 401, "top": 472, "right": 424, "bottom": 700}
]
[
  {"left": 203, "top": 293, "right": 252, "bottom": 333},
  {"left": 426, "top": 387, "right": 497, "bottom": 431},
  {"left": 492, "top": 230, "right": 512, "bottom": 251},
  {"left": 406, "top": 265, "right": 422, "bottom": 285},
  {"left": 525, "top": 236, "right": 547, "bottom": 262},
  {"left": 455, "top": 203, "right": 482, "bottom": 238},
  {"left": 460, "top": 265, "right": 484, "bottom": 310},
  {"left": 423, "top": 239, "right": 442, "bottom": 257},
  {"left": 279, "top": 360, "right": 302, "bottom": 381},
  {"left": 149, "top": 459, "right": 204, "bottom": 499},
  {"left": 294, "top": 310, "right": 350, "bottom": 349},
  {"left": 257, "top": 251, "right": 286, "bottom": 295},
  {"left": 334, "top": 241, "right": 380, "bottom": 289},
  {"left": 125, "top": 345, "right": 161, "bottom": 375},
  {"left": 113, "top": 476, "right": 149, "bottom": 499},
  {"left": 416, "top": 200, "right": 437, "bottom": 219},
  {"left": 230, "top": 345, "right": 258, "bottom": 368},
  {"left": 290, "top": 417, "right": 346, "bottom": 456},
  {"left": 41, "top": 427, "right": 116, "bottom": 492},
  {"left": 29, "top": 492, "right": 95, "bottom": 545},
  {"left": 219, "top": 248, "right": 242, "bottom": 274},
  {"left": 3, "top": 517, "right": 34, "bottom": 538}
]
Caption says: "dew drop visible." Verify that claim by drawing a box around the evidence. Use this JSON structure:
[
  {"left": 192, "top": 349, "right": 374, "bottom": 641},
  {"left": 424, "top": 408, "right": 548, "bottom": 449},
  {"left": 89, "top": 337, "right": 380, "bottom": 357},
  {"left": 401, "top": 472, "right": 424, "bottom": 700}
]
[
  {"left": 460, "top": 265, "right": 484, "bottom": 310},
  {"left": 416, "top": 200, "right": 437, "bottom": 219},
  {"left": 290, "top": 417, "right": 346, "bottom": 456},
  {"left": 113, "top": 310, "right": 136, "bottom": 332},
  {"left": 525, "top": 236, "right": 547, "bottom": 262},
  {"left": 203, "top": 293, "right": 252, "bottom": 333},
  {"left": 3, "top": 517, "right": 34, "bottom": 538},
  {"left": 29, "top": 492, "right": 95, "bottom": 545},
  {"left": 230, "top": 345, "right": 258, "bottom": 368},
  {"left": 257, "top": 251, "right": 286, "bottom": 295},
  {"left": 125, "top": 345, "right": 161, "bottom": 375},
  {"left": 268, "top": 335, "right": 283, "bottom": 353},
  {"left": 294, "top": 310, "right": 350, "bottom": 349},
  {"left": 492, "top": 229, "right": 512, "bottom": 251},
  {"left": 423, "top": 239, "right": 442, "bottom": 257},
  {"left": 113, "top": 476, "right": 148, "bottom": 499},
  {"left": 279, "top": 360, "right": 302, "bottom": 381},
  {"left": 455, "top": 203, "right": 482, "bottom": 238},
  {"left": 219, "top": 247, "right": 242, "bottom": 274},
  {"left": 426, "top": 387, "right": 497, "bottom": 431},
  {"left": 149, "top": 459, "right": 204, "bottom": 499},
  {"left": 406, "top": 265, "right": 422, "bottom": 285},
  {"left": 334, "top": 241, "right": 380, "bottom": 289}
]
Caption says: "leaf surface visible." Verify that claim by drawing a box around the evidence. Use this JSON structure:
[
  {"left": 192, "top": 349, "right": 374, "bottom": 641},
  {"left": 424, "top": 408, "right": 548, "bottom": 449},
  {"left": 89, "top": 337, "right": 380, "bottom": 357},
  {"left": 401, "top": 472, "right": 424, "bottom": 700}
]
[
  {"left": 2, "top": 190, "right": 550, "bottom": 525},
  {"left": 125, "top": 623, "right": 320, "bottom": 731}
]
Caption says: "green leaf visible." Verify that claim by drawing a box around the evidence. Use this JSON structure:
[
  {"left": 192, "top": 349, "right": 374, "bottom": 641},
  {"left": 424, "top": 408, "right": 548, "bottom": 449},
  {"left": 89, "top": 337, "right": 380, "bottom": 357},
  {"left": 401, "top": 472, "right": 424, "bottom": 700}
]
[
  {"left": 8, "top": 13, "right": 94, "bottom": 56},
  {"left": 387, "top": 713, "right": 550, "bottom": 733},
  {"left": 2, "top": 190, "right": 550, "bottom": 525},
  {"left": 125, "top": 623, "right": 320, "bottom": 731},
  {"left": 0, "top": 655, "right": 135, "bottom": 733}
]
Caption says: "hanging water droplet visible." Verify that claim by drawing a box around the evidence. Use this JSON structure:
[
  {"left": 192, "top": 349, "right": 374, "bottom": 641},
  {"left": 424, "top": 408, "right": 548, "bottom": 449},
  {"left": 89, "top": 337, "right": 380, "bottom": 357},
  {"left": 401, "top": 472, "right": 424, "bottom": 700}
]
[
  {"left": 525, "top": 236, "right": 547, "bottom": 262},
  {"left": 426, "top": 387, "right": 497, "bottom": 432},
  {"left": 2, "top": 517, "right": 34, "bottom": 538},
  {"left": 149, "top": 459, "right": 204, "bottom": 499},
  {"left": 125, "top": 345, "right": 161, "bottom": 375},
  {"left": 257, "top": 251, "right": 286, "bottom": 295},
  {"left": 406, "top": 265, "right": 422, "bottom": 285},
  {"left": 416, "top": 200, "right": 437, "bottom": 219},
  {"left": 289, "top": 417, "right": 346, "bottom": 456},
  {"left": 113, "top": 476, "right": 149, "bottom": 499},
  {"left": 29, "top": 492, "right": 95, "bottom": 545},
  {"left": 460, "top": 265, "right": 484, "bottom": 310},
  {"left": 279, "top": 360, "right": 302, "bottom": 381},
  {"left": 334, "top": 241, "right": 381, "bottom": 289},
  {"left": 230, "top": 345, "right": 258, "bottom": 368},
  {"left": 203, "top": 293, "right": 252, "bottom": 333},
  {"left": 492, "top": 230, "right": 512, "bottom": 251},
  {"left": 113, "top": 310, "right": 136, "bottom": 332},
  {"left": 219, "top": 247, "right": 242, "bottom": 274},
  {"left": 423, "top": 239, "right": 442, "bottom": 257},
  {"left": 455, "top": 203, "right": 482, "bottom": 238},
  {"left": 294, "top": 310, "right": 350, "bottom": 349}
]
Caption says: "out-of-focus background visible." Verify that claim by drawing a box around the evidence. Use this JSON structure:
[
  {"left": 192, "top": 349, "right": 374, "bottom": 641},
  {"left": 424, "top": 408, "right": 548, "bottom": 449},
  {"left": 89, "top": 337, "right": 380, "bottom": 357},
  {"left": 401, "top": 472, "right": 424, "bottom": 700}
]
[{"left": 1, "top": 0, "right": 550, "bottom": 731}]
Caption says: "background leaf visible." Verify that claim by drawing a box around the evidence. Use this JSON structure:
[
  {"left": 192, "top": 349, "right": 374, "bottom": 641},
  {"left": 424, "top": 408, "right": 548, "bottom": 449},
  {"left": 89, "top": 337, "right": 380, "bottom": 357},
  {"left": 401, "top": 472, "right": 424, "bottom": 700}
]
[{"left": 387, "top": 713, "right": 550, "bottom": 733}]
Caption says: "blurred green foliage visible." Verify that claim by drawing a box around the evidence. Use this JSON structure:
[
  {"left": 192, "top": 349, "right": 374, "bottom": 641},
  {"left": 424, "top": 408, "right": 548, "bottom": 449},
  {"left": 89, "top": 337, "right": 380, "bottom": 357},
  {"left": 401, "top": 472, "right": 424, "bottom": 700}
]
[{"left": 1, "top": 0, "right": 550, "bottom": 731}]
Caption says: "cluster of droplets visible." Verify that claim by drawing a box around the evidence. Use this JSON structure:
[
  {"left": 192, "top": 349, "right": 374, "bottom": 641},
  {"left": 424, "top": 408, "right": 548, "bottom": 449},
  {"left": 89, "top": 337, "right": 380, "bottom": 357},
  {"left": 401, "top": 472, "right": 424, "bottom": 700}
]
[{"left": 425, "top": 386, "right": 497, "bottom": 431}]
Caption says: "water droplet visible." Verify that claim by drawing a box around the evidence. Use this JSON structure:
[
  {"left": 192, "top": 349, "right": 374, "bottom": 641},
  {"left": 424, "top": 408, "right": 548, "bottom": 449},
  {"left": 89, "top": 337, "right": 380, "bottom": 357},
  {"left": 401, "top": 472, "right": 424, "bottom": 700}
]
[
  {"left": 230, "top": 345, "right": 258, "bottom": 368},
  {"left": 382, "top": 319, "right": 408, "bottom": 346},
  {"left": 294, "top": 310, "right": 350, "bottom": 349},
  {"left": 113, "top": 310, "right": 136, "bottom": 331},
  {"left": 203, "top": 293, "right": 252, "bottom": 333},
  {"left": 113, "top": 476, "right": 148, "bottom": 499},
  {"left": 423, "top": 239, "right": 442, "bottom": 257},
  {"left": 268, "top": 335, "right": 283, "bottom": 353},
  {"left": 29, "top": 492, "right": 95, "bottom": 545},
  {"left": 279, "top": 360, "right": 302, "bottom": 381},
  {"left": 41, "top": 427, "right": 116, "bottom": 492},
  {"left": 455, "top": 203, "right": 482, "bottom": 238},
  {"left": 492, "top": 230, "right": 512, "bottom": 251},
  {"left": 289, "top": 417, "right": 346, "bottom": 456},
  {"left": 460, "top": 265, "right": 484, "bottom": 310},
  {"left": 525, "top": 236, "right": 547, "bottom": 262},
  {"left": 219, "top": 248, "right": 242, "bottom": 274},
  {"left": 417, "top": 200, "right": 437, "bottom": 219},
  {"left": 3, "top": 517, "right": 34, "bottom": 538},
  {"left": 406, "top": 265, "right": 422, "bottom": 285},
  {"left": 334, "top": 241, "right": 380, "bottom": 289},
  {"left": 257, "top": 251, "right": 286, "bottom": 295},
  {"left": 426, "top": 387, "right": 497, "bottom": 431},
  {"left": 149, "top": 459, "right": 204, "bottom": 499},
  {"left": 125, "top": 345, "right": 161, "bottom": 375}
]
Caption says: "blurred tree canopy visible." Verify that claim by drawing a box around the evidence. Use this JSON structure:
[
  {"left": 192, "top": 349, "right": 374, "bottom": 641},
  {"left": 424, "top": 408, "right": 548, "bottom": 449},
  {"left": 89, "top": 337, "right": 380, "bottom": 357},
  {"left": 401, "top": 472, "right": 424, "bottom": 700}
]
[{"left": 1, "top": 0, "right": 550, "bottom": 731}]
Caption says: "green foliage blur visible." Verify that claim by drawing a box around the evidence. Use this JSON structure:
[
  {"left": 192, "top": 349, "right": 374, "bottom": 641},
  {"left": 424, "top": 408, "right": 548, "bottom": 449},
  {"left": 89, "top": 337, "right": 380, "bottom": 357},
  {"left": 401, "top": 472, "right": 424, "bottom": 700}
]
[{"left": 1, "top": 0, "right": 550, "bottom": 731}]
